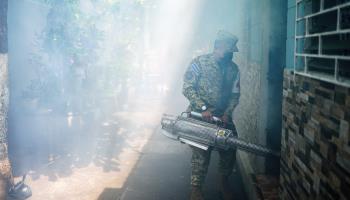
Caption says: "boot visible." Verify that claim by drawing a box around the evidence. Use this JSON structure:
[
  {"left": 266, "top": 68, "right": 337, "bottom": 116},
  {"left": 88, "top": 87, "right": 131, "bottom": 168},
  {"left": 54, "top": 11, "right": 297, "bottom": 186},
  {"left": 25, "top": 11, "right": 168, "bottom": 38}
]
[
  {"left": 219, "top": 175, "right": 234, "bottom": 200},
  {"left": 190, "top": 186, "right": 204, "bottom": 200}
]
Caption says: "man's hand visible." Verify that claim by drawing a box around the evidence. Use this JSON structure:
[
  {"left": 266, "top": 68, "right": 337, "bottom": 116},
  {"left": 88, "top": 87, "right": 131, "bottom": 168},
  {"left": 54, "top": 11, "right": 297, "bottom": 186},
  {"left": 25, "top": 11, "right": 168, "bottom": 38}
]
[
  {"left": 201, "top": 111, "right": 212, "bottom": 122},
  {"left": 221, "top": 114, "right": 231, "bottom": 127}
]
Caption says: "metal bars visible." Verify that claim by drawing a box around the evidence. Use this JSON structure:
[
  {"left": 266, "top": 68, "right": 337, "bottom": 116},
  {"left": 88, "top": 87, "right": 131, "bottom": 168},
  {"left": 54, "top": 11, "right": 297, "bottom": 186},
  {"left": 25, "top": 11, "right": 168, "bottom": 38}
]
[{"left": 294, "top": 0, "right": 350, "bottom": 87}]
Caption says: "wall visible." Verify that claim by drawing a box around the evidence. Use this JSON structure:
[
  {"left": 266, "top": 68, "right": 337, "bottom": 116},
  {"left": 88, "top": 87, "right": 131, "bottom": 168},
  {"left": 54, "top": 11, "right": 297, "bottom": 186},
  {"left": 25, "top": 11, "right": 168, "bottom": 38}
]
[
  {"left": 235, "top": 0, "right": 286, "bottom": 174},
  {"left": 280, "top": 71, "right": 350, "bottom": 199},
  {"left": 286, "top": 0, "right": 296, "bottom": 69},
  {"left": 235, "top": 0, "right": 268, "bottom": 174},
  {"left": 0, "top": 0, "right": 12, "bottom": 198},
  {"left": 281, "top": 0, "right": 350, "bottom": 199}
]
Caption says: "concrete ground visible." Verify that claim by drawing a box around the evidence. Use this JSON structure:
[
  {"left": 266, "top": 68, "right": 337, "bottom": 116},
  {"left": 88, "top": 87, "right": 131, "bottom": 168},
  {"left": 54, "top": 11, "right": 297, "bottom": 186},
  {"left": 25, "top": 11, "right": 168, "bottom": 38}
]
[{"left": 119, "top": 127, "right": 247, "bottom": 200}]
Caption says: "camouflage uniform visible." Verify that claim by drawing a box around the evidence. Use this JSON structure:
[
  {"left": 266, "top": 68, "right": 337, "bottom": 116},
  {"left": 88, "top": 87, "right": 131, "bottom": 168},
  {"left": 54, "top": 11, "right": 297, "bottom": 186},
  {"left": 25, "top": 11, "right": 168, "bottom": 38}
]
[{"left": 183, "top": 53, "right": 240, "bottom": 187}]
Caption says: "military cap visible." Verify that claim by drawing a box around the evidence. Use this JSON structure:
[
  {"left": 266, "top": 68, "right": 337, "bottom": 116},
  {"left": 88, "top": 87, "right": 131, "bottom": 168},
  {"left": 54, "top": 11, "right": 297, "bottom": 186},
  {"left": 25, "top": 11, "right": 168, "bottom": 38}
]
[{"left": 215, "top": 30, "right": 239, "bottom": 52}]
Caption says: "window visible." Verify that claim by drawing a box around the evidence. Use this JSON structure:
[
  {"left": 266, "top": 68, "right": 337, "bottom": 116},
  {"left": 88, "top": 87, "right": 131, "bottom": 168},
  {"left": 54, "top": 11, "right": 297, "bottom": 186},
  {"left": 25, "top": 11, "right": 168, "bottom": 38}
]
[{"left": 295, "top": 0, "right": 350, "bottom": 87}]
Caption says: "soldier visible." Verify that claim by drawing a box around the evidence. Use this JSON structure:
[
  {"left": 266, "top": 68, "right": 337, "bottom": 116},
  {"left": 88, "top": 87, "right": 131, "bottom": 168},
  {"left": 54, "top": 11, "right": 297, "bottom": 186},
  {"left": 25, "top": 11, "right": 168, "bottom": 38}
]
[{"left": 183, "top": 30, "right": 240, "bottom": 200}]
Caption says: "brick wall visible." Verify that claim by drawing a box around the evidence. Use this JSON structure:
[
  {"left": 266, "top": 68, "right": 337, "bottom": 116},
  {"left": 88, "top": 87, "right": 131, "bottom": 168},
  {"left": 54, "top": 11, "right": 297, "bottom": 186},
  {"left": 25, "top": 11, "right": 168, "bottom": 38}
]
[{"left": 280, "top": 70, "right": 350, "bottom": 200}]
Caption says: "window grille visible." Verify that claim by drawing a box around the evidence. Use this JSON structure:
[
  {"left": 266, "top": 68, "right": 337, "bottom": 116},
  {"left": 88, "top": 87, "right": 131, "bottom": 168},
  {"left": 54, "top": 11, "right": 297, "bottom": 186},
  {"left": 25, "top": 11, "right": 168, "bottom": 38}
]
[{"left": 294, "top": 0, "right": 350, "bottom": 87}]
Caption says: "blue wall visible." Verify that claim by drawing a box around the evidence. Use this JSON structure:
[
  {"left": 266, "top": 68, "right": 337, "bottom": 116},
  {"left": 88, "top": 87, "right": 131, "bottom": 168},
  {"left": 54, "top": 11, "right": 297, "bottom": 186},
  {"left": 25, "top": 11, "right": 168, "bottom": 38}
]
[{"left": 286, "top": 0, "right": 296, "bottom": 69}]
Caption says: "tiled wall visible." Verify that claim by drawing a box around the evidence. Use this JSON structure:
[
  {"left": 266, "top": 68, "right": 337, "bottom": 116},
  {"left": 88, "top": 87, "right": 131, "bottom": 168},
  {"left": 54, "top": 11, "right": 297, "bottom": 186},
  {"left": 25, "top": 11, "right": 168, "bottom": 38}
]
[{"left": 280, "top": 70, "right": 350, "bottom": 200}]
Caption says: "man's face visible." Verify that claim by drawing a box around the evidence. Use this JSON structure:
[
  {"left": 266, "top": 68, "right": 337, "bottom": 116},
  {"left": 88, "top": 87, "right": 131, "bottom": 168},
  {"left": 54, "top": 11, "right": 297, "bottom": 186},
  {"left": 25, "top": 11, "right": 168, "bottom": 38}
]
[
  {"left": 216, "top": 42, "right": 234, "bottom": 62},
  {"left": 223, "top": 51, "right": 233, "bottom": 61}
]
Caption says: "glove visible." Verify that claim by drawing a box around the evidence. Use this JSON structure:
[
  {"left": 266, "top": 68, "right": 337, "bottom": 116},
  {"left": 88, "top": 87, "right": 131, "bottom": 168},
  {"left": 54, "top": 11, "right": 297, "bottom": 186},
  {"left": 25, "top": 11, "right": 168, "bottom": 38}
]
[{"left": 201, "top": 111, "right": 212, "bottom": 122}]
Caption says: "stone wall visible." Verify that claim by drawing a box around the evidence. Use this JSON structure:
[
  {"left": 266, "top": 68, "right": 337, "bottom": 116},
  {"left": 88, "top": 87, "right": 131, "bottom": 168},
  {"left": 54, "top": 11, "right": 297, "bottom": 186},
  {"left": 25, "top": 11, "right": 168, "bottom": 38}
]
[{"left": 280, "top": 70, "right": 350, "bottom": 200}]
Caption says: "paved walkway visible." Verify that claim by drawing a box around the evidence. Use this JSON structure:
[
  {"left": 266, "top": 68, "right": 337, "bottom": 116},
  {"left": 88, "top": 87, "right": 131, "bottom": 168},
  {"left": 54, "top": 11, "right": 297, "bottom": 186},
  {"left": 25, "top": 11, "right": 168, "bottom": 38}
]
[{"left": 119, "top": 127, "right": 247, "bottom": 200}]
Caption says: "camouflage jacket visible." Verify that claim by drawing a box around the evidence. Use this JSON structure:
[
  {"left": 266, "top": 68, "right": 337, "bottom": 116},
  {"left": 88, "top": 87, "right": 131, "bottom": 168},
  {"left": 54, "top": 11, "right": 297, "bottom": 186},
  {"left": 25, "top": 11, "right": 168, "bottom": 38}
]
[{"left": 182, "top": 53, "right": 240, "bottom": 117}]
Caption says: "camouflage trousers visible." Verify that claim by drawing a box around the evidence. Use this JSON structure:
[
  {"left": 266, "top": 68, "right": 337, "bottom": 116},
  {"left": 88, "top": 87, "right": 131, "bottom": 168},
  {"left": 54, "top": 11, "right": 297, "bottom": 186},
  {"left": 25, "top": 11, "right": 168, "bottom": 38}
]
[{"left": 190, "top": 124, "right": 237, "bottom": 187}]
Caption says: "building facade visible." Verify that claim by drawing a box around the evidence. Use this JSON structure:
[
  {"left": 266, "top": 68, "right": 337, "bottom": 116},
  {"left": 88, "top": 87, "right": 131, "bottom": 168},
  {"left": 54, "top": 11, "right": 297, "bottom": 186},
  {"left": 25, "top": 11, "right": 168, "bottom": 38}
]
[{"left": 280, "top": 0, "right": 350, "bottom": 199}]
